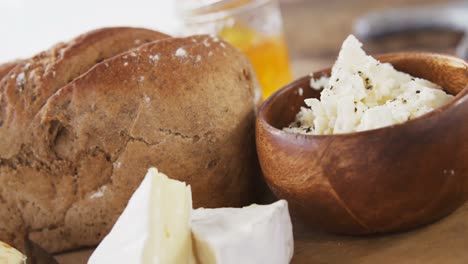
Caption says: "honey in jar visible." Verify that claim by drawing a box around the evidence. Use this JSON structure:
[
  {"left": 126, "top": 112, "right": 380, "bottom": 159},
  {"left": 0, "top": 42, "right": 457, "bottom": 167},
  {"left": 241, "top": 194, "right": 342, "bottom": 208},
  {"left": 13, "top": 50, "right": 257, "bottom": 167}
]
[{"left": 176, "top": 0, "right": 293, "bottom": 99}]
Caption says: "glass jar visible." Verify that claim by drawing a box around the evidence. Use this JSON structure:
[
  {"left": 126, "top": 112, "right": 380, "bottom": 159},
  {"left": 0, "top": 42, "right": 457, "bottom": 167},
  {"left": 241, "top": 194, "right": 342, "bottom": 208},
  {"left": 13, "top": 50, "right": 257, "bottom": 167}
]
[{"left": 176, "top": 0, "right": 293, "bottom": 99}]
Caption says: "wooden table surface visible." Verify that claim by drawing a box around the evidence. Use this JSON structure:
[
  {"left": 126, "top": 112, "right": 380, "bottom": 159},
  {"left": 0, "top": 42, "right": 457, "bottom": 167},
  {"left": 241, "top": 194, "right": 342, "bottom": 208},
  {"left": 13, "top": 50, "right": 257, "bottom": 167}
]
[
  {"left": 282, "top": 0, "right": 463, "bottom": 76},
  {"left": 57, "top": 201, "right": 468, "bottom": 264},
  {"left": 57, "top": 0, "right": 467, "bottom": 263}
]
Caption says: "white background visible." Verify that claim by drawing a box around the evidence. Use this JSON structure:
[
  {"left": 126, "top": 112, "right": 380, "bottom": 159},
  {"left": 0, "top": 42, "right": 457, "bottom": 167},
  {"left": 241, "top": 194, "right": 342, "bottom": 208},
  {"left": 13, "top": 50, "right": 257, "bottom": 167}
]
[{"left": 0, "top": 0, "right": 179, "bottom": 63}]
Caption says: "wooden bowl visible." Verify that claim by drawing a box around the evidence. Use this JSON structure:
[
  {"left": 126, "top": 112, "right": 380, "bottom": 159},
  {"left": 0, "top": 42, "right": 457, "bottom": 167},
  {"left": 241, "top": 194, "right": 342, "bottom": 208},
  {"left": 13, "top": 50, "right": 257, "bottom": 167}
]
[{"left": 256, "top": 53, "right": 468, "bottom": 235}]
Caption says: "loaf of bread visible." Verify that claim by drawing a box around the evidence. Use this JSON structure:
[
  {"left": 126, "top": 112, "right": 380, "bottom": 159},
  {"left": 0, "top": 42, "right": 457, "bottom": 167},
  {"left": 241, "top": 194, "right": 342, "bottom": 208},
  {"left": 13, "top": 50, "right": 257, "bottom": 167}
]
[
  {"left": 0, "top": 28, "right": 259, "bottom": 253},
  {"left": 0, "top": 61, "right": 18, "bottom": 79}
]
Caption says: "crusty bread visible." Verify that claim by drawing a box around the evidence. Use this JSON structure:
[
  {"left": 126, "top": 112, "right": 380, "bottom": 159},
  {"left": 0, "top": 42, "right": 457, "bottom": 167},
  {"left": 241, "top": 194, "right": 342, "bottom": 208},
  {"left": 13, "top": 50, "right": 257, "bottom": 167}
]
[
  {"left": 0, "top": 27, "right": 169, "bottom": 158},
  {"left": 0, "top": 32, "right": 259, "bottom": 253},
  {"left": 0, "top": 61, "right": 19, "bottom": 80},
  {"left": 0, "top": 27, "right": 169, "bottom": 251}
]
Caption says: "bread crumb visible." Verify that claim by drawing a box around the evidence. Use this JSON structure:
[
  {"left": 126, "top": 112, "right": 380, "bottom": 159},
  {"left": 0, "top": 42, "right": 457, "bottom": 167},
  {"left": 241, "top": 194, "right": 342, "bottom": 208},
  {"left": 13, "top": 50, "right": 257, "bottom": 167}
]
[
  {"left": 203, "top": 38, "right": 210, "bottom": 47},
  {"left": 52, "top": 70, "right": 56, "bottom": 78},
  {"left": 10, "top": 74, "right": 15, "bottom": 79},
  {"left": 175, "top": 48, "right": 188, "bottom": 57},
  {"left": 298, "top": 87, "right": 303, "bottom": 96},
  {"left": 195, "top": 55, "right": 201, "bottom": 62},
  {"left": 134, "top": 39, "right": 141, "bottom": 45},
  {"left": 139, "top": 76, "right": 145, "bottom": 82},
  {"left": 89, "top": 186, "right": 107, "bottom": 199},
  {"left": 192, "top": 39, "right": 197, "bottom": 43},
  {"left": 149, "top": 54, "right": 160, "bottom": 63},
  {"left": 220, "top": 42, "right": 226, "bottom": 48},
  {"left": 130, "top": 52, "right": 137, "bottom": 57},
  {"left": 144, "top": 95, "right": 151, "bottom": 103},
  {"left": 114, "top": 161, "right": 122, "bottom": 168},
  {"left": 208, "top": 51, "right": 213, "bottom": 57},
  {"left": 124, "top": 62, "right": 129, "bottom": 66}
]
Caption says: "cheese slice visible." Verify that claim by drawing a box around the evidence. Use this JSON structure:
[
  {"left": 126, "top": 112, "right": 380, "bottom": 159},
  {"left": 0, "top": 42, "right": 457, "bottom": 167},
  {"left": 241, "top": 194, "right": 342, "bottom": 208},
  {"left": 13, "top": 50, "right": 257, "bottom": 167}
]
[
  {"left": 88, "top": 168, "right": 195, "bottom": 264},
  {"left": 0, "top": 241, "right": 26, "bottom": 264},
  {"left": 191, "top": 200, "right": 294, "bottom": 264}
]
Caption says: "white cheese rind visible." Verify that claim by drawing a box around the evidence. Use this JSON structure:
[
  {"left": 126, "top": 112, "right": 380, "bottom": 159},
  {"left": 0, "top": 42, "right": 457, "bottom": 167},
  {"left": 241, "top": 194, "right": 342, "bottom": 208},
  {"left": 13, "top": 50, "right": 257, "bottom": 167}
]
[
  {"left": 0, "top": 241, "right": 26, "bottom": 264},
  {"left": 285, "top": 35, "right": 454, "bottom": 135},
  {"left": 191, "top": 200, "right": 294, "bottom": 264},
  {"left": 88, "top": 168, "right": 194, "bottom": 264}
]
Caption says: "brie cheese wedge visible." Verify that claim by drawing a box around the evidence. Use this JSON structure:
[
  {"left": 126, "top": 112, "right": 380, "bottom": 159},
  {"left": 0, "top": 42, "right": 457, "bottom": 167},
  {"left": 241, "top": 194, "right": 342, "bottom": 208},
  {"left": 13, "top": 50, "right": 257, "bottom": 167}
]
[
  {"left": 0, "top": 241, "right": 26, "bottom": 264},
  {"left": 191, "top": 200, "right": 294, "bottom": 264},
  {"left": 89, "top": 167, "right": 294, "bottom": 264},
  {"left": 88, "top": 168, "right": 195, "bottom": 264}
]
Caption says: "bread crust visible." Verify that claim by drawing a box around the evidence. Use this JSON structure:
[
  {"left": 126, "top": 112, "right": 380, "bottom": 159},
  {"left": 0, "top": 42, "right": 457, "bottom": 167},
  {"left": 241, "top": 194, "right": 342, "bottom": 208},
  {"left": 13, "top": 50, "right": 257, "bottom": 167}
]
[
  {"left": 0, "top": 27, "right": 169, "bottom": 251},
  {"left": 0, "top": 33, "right": 258, "bottom": 253},
  {"left": 0, "top": 61, "right": 19, "bottom": 80}
]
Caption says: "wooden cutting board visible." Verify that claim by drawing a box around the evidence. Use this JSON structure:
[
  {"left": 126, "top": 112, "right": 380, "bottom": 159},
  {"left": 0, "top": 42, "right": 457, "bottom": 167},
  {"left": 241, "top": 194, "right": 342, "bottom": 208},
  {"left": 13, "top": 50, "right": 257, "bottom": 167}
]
[{"left": 56, "top": 201, "right": 468, "bottom": 264}]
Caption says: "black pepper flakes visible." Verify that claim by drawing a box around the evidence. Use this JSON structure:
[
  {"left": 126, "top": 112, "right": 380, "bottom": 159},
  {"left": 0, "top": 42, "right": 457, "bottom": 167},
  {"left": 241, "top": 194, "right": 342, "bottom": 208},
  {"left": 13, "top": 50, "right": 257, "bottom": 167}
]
[
  {"left": 403, "top": 99, "right": 407, "bottom": 104},
  {"left": 416, "top": 90, "right": 420, "bottom": 94},
  {"left": 305, "top": 127, "right": 312, "bottom": 133},
  {"left": 354, "top": 107, "right": 357, "bottom": 113}
]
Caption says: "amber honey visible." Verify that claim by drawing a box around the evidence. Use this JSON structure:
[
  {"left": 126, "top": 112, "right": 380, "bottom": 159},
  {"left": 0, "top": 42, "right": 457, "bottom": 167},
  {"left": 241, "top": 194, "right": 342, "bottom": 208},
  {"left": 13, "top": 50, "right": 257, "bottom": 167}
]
[
  {"left": 177, "top": 0, "right": 292, "bottom": 99},
  {"left": 219, "top": 23, "right": 292, "bottom": 99}
]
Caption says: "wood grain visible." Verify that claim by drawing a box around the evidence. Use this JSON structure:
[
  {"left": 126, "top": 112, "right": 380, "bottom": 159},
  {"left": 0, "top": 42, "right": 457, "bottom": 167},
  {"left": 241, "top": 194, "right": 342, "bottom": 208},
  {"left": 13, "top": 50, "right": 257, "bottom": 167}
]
[{"left": 292, "top": 202, "right": 468, "bottom": 264}]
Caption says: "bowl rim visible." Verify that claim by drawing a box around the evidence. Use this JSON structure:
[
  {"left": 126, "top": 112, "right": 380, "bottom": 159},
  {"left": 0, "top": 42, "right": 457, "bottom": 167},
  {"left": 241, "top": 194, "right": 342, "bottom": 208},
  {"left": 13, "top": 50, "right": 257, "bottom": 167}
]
[{"left": 257, "top": 52, "right": 468, "bottom": 139}]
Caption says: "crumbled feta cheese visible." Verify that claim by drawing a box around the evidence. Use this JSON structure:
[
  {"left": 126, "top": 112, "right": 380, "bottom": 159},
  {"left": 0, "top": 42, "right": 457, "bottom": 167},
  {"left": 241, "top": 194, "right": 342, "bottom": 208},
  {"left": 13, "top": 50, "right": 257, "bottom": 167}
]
[
  {"left": 310, "top": 76, "right": 329, "bottom": 90},
  {"left": 298, "top": 87, "right": 303, "bottom": 96},
  {"left": 284, "top": 35, "right": 454, "bottom": 135}
]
